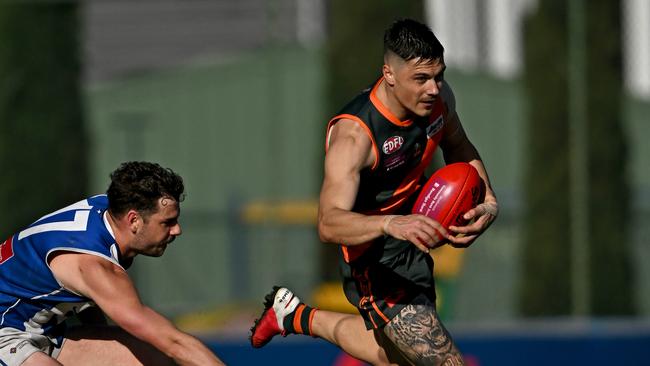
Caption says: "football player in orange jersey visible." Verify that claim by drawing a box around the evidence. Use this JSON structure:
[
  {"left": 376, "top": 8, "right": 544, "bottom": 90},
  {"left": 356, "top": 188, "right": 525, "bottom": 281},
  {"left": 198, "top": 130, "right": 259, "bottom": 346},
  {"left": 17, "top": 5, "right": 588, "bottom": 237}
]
[{"left": 251, "top": 18, "right": 498, "bottom": 366}]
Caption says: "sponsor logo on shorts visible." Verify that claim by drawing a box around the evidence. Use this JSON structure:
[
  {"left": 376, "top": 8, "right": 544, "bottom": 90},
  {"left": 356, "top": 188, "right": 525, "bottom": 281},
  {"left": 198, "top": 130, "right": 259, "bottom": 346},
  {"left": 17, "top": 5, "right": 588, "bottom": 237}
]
[{"left": 382, "top": 136, "right": 404, "bottom": 155}]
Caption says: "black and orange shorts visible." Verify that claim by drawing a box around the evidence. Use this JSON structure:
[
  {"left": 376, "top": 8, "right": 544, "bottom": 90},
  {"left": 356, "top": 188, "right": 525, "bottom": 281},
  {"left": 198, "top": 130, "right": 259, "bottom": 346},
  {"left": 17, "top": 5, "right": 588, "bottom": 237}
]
[{"left": 339, "top": 236, "right": 436, "bottom": 330}]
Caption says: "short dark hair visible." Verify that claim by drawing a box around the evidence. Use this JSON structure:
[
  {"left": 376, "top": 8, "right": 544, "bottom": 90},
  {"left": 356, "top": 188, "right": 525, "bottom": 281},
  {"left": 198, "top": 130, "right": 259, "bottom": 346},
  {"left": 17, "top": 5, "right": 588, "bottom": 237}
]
[
  {"left": 107, "top": 161, "right": 185, "bottom": 217},
  {"left": 384, "top": 18, "right": 444, "bottom": 62}
]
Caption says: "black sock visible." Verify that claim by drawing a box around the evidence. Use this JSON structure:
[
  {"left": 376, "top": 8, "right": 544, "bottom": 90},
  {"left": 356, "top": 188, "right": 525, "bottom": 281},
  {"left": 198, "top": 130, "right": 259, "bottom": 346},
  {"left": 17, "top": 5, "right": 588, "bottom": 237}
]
[{"left": 283, "top": 303, "right": 316, "bottom": 336}]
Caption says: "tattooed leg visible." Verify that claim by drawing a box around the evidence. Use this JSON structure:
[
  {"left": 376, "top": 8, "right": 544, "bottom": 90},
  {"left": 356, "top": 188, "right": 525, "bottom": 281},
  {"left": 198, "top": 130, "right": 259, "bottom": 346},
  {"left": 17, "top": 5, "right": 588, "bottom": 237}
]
[{"left": 381, "top": 303, "right": 464, "bottom": 366}]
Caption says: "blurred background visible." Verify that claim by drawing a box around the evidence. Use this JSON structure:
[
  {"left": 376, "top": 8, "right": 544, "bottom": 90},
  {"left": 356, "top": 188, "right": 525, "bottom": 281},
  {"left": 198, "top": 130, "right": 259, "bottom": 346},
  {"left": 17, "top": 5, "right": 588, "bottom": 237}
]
[{"left": 0, "top": 0, "right": 649, "bottom": 365}]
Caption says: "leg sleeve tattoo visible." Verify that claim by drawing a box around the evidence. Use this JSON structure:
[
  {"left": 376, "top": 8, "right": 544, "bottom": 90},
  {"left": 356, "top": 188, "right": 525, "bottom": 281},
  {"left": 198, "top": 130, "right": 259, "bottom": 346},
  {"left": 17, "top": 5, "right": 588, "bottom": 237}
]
[{"left": 382, "top": 303, "right": 465, "bottom": 366}]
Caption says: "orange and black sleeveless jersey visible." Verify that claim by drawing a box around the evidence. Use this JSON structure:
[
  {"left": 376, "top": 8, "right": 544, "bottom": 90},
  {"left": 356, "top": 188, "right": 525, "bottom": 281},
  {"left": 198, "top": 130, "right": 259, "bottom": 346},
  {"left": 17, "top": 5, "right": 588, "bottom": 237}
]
[
  {"left": 326, "top": 77, "right": 456, "bottom": 329},
  {"left": 326, "top": 76, "right": 455, "bottom": 263}
]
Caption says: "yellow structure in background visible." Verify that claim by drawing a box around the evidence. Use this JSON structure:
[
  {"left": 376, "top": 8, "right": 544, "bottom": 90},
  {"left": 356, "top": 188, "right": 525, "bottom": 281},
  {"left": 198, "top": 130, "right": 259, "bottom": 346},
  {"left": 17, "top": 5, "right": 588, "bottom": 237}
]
[
  {"left": 431, "top": 244, "right": 466, "bottom": 278},
  {"left": 312, "top": 282, "right": 359, "bottom": 314},
  {"left": 241, "top": 200, "right": 318, "bottom": 225}
]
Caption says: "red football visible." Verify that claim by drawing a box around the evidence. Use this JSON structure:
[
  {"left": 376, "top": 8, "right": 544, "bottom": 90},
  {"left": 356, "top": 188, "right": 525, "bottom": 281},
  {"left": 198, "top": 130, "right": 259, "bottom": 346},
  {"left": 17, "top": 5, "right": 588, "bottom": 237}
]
[{"left": 411, "top": 162, "right": 485, "bottom": 247}]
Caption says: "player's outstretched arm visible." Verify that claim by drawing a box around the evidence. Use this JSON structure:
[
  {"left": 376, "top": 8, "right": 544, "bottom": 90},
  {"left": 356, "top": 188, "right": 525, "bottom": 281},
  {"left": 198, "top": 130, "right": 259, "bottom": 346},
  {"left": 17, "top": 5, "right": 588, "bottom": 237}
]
[{"left": 50, "top": 252, "right": 226, "bottom": 366}]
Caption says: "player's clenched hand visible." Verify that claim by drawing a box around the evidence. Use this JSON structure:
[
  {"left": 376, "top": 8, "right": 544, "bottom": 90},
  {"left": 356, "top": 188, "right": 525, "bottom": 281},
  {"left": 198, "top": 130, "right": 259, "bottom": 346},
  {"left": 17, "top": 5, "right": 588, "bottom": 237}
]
[
  {"left": 447, "top": 198, "right": 498, "bottom": 248},
  {"left": 383, "top": 214, "right": 448, "bottom": 252}
]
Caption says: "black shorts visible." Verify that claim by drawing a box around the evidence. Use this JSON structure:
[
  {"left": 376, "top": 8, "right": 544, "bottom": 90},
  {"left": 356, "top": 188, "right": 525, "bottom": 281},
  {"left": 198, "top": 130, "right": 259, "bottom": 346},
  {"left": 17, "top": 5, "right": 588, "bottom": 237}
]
[{"left": 339, "top": 236, "right": 436, "bottom": 330}]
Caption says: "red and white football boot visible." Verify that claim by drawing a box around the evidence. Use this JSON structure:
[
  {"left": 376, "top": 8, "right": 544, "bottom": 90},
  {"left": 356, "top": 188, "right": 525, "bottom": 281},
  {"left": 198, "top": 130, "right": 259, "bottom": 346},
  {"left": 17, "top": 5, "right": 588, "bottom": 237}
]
[{"left": 250, "top": 286, "right": 300, "bottom": 348}]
